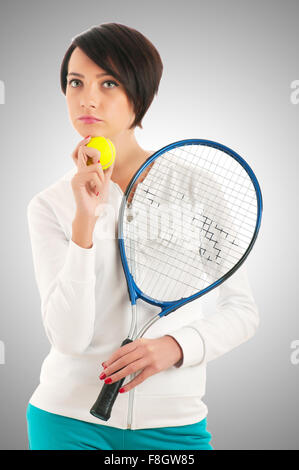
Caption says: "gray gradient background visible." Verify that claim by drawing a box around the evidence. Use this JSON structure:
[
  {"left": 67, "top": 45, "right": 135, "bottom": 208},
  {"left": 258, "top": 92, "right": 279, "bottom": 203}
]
[{"left": 0, "top": 0, "right": 298, "bottom": 450}]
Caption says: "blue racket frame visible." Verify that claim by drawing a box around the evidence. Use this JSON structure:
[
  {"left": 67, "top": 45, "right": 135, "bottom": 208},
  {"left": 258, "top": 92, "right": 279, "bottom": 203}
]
[
  {"left": 90, "top": 138, "right": 263, "bottom": 422},
  {"left": 118, "top": 138, "right": 263, "bottom": 317}
]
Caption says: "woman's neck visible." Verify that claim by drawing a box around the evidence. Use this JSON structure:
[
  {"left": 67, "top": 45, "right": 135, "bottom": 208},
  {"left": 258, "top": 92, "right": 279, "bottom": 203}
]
[
  {"left": 111, "top": 149, "right": 153, "bottom": 192},
  {"left": 110, "top": 132, "right": 153, "bottom": 190}
]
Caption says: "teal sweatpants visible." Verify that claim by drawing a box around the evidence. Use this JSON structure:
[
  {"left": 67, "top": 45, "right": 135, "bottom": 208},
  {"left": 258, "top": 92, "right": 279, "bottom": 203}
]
[{"left": 26, "top": 403, "right": 213, "bottom": 450}]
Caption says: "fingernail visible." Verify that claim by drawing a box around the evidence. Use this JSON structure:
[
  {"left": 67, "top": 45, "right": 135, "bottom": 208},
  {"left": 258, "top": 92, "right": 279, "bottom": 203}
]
[
  {"left": 99, "top": 372, "right": 106, "bottom": 380},
  {"left": 96, "top": 192, "right": 99, "bottom": 196},
  {"left": 119, "top": 387, "right": 125, "bottom": 393},
  {"left": 102, "top": 362, "right": 107, "bottom": 368},
  {"left": 104, "top": 377, "right": 112, "bottom": 384}
]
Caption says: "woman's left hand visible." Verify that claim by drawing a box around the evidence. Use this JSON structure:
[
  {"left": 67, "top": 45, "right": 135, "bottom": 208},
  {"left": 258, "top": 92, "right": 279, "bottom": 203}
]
[{"left": 100, "top": 336, "right": 183, "bottom": 393}]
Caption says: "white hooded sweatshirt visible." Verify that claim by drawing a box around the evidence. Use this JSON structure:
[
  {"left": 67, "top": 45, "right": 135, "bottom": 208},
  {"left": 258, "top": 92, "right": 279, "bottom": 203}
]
[{"left": 26, "top": 166, "right": 260, "bottom": 430}]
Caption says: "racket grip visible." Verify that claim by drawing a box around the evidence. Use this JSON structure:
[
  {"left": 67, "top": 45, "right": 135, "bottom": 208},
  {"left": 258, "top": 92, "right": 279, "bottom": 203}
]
[{"left": 90, "top": 338, "right": 133, "bottom": 421}]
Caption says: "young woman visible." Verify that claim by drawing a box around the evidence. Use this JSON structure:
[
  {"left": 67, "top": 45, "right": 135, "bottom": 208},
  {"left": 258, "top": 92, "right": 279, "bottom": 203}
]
[{"left": 26, "top": 23, "right": 259, "bottom": 450}]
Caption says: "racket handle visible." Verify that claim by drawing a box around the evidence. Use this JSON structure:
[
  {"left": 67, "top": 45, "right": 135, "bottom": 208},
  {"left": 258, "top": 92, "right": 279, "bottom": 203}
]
[{"left": 90, "top": 338, "right": 133, "bottom": 421}]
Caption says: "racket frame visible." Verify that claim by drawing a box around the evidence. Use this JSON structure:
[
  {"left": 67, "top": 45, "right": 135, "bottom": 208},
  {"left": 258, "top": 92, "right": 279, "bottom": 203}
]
[
  {"left": 90, "top": 138, "right": 263, "bottom": 422},
  {"left": 119, "top": 138, "right": 263, "bottom": 318}
]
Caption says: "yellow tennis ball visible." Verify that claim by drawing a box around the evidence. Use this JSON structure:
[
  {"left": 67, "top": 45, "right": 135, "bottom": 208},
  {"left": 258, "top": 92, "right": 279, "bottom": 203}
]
[{"left": 86, "top": 136, "right": 116, "bottom": 169}]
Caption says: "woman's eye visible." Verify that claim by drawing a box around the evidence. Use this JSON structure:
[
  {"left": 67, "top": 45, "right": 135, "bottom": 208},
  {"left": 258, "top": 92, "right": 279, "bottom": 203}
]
[
  {"left": 68, "top": 79, "right": 81, "bottom": 87},
  {"left": 103, "top": 80, "right": 119, "bottom": 88}
]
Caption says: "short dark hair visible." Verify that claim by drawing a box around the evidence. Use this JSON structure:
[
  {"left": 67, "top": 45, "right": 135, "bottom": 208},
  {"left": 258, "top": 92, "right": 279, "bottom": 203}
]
[{"left": 60, "top": 23, "right": 163, "bottom": 129}]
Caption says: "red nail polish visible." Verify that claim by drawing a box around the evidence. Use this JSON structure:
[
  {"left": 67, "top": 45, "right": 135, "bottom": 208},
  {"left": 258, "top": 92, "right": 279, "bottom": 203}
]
[
  {"left": 99, "top": 373, "right": 106, "bottom": 380},
  {"left": 119, "top": 387, "right": 125, "bottom": 393},
  {"left": 104, "top": 377, "right": 112, "bottom": 384}
]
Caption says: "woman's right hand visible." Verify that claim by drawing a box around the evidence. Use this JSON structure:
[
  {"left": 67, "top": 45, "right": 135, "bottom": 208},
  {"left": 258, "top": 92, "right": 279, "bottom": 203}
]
[{"left": 70, "top": 136, "right": 115, "bottom": 219}]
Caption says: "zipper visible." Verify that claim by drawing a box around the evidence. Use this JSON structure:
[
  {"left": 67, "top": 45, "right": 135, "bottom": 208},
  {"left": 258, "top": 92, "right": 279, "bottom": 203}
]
[
  {"left": 127, "top": 380, "right": 135, "bottom": 429},
  {"left": 127, "top": 318, "right": 137, "bottom": 429}
]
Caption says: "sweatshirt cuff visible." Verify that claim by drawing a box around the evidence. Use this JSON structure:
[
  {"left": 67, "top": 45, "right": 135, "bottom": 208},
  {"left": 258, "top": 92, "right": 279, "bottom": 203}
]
[
  {"left": 167, "top": 326, "right": 205, "bottom": 368},
  {"left": 59, "top": 238, "right": 96, "bottom": 282}
]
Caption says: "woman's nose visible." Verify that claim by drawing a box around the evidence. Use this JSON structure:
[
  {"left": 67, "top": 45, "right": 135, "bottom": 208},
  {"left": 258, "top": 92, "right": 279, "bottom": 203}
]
[{"left": 80, "top": 84, "right": 101, "bottom": 107}]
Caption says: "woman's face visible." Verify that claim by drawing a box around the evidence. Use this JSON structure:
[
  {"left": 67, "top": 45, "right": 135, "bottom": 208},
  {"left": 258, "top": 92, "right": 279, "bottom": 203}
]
[{"left": 66, "top": 47, "right": 136, "bottom": 139}]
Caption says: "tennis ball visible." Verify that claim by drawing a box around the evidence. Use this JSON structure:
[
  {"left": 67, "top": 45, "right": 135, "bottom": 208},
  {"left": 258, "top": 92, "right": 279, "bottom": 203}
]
[{"left": 86, "top": 136, "right": 116, "bottom": 169}]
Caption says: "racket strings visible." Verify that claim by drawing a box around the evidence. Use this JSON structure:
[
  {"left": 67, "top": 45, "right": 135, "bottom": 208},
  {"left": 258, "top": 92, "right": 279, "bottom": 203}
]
[
  {"left": 131, "top": 155, "right": 257, "bottom": 231},
  {"left": 158, "top": 150, "right": 256, "bottom": 220},
  {"left": 169, "top": 148, "right": 251, "bottom": 198},
  {"left": 153, "top": 146, "right": 257, "bottom": 233},
  {"left": 129, "top": 168, "right": 254, "bottom": 257},
  {"left": 124, "top": 238, "right": 220, "bottom": 299},
  {"left": 131, "top": 191, "right": 254, "bottom": 246},
  {"left": 126, "top": 153, "right": 250, "bottom": 299},
  {"left": 123, "top": 144, "right": 258, "bottom": 301},
  {"left": 124, "top": 215, "right": 242, "bottom": 266}
]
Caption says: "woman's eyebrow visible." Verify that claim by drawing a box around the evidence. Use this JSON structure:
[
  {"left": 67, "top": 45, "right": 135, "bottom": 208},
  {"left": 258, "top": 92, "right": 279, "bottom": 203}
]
[{"left": 67, "top": 72, "right": 111, "bottom": 78}]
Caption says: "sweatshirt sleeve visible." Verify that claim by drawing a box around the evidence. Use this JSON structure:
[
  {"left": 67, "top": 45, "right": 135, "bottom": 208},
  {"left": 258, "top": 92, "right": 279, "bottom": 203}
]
[
  {"left": 27, "top": 195, "right": 97, "bottom": 355},
  {"left": 168, "top": 263, "right": 260, "bottom": 368}
]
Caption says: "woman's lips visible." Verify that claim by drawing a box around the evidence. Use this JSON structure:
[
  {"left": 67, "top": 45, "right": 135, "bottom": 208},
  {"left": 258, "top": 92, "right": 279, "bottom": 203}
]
[{"left": 79, "top": 117, "right": 102, "bottom": 124}]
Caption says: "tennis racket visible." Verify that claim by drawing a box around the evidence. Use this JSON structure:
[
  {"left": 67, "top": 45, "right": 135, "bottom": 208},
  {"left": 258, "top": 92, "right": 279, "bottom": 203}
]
[{"left": 90, "top": 138, "right": 263, "bottom": 421}]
